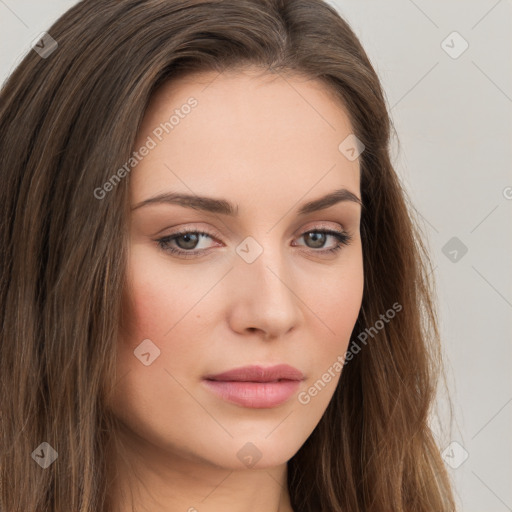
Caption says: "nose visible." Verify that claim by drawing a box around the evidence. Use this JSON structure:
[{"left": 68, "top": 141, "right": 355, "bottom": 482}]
[{"left": 227, "top": 243, "right": 303, "bottom": 339}]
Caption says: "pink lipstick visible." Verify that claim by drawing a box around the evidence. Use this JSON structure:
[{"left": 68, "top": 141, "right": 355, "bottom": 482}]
[{"left": 202, "top": 364, "right": 304, "bottom": 408}]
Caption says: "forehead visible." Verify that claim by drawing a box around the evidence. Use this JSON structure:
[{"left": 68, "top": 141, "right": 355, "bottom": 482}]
[{"left": 131, "top": 67, "right": 360, "bottom": 207}]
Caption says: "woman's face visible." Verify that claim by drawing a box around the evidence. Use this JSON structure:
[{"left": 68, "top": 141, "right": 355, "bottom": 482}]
[{"left": 111, "top": 67, "right": 364, "bottom": 470}]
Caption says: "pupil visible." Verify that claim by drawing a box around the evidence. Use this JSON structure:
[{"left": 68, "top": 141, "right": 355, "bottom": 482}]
[
  {"left": 307, "top": 232, "right": 325, "bottom": 248},
  {"left": 178, "top": 233, "right": 199, "bottom": 249}
]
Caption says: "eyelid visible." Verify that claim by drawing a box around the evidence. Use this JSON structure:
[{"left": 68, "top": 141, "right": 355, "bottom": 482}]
[
  {"left": 160, "top": 223, "right": 223, "bottom": 240},
  {"left": 294, "top": 220, "right": 346, "bottom": 235}
]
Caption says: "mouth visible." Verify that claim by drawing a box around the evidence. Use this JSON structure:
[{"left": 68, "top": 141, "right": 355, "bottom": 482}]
[
  {"left": 202, "top": 364, "right": 305, "bottom": 408},
  {"left": 203, "top": 364, "right": 304, "bottom": 383}
]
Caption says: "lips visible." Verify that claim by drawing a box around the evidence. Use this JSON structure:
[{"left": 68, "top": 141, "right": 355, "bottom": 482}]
[
  {"left": 202, "top": 364, "right": 305, "bottom": 408},
  {"left": 203, "top": 364, "right": 304, "bottom": 383}
]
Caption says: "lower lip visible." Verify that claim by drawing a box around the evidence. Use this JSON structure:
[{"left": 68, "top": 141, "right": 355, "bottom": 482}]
[{"left": 202, "top": 379, "right": 301, "bottom": 408}]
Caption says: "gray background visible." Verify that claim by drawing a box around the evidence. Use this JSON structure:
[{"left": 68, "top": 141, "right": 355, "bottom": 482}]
[{"left": 1, "top": 1, "right": 511, "bottom": 510}]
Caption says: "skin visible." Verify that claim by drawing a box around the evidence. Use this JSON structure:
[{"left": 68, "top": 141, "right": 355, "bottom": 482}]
[{"left": 107, "top": 66, "right": 364, "bottom": 512}]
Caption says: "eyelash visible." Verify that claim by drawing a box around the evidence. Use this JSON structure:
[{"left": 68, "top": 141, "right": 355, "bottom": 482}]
[{"left": 155, "top": 227, "right": 353, "bottom": 259}]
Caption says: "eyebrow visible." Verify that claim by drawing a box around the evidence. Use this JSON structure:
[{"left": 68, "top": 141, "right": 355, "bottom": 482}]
[{"left": 131, "top": 187, "right": 363, "bottom": 215}]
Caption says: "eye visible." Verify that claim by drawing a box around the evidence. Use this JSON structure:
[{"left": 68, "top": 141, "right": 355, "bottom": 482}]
[
  {"left": 293, "top": 229, "right": 353, "bottom": 254},
  {"left": 156, "top": 229, "right": 219, "bottom": 259},
  {"left": 155, "top": 227, "right": 353, "bottom": 259}
]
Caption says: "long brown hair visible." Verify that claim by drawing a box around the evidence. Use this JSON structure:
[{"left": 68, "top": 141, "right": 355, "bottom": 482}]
[{"left": 0, "top": 1, "right": 455, "bottom": 510}]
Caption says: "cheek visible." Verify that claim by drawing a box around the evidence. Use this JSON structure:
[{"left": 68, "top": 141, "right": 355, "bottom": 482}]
[
  {"left": 300, "top": 250, "right": 364, "bottom": 382},
  {"left": 118, "top": 265, "right": 194, "bottom": 370},
  {"left": 110, "top": 256, "right": 208, "bottom": 448},
  {"left": 117, "top": 242, "right": 225, "bottom": 391},
  {"left": 121, "top": 244, "right": 201, "bottom": 339},
  {"left": 308, "top": 250, "right": 364, "bottom": 338},
  {"left": 324, "top": 274, "right": 363, "bottom": 328}
]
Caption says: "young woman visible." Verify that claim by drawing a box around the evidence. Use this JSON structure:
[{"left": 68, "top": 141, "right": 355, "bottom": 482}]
[{"left": 0, "top": 1, "right": 456, "bottom": 511}]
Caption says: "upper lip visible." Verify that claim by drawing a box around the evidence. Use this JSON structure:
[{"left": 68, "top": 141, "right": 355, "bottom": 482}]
[{"left": 203, "top": 364, "right": 305, "bottom": 382}]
